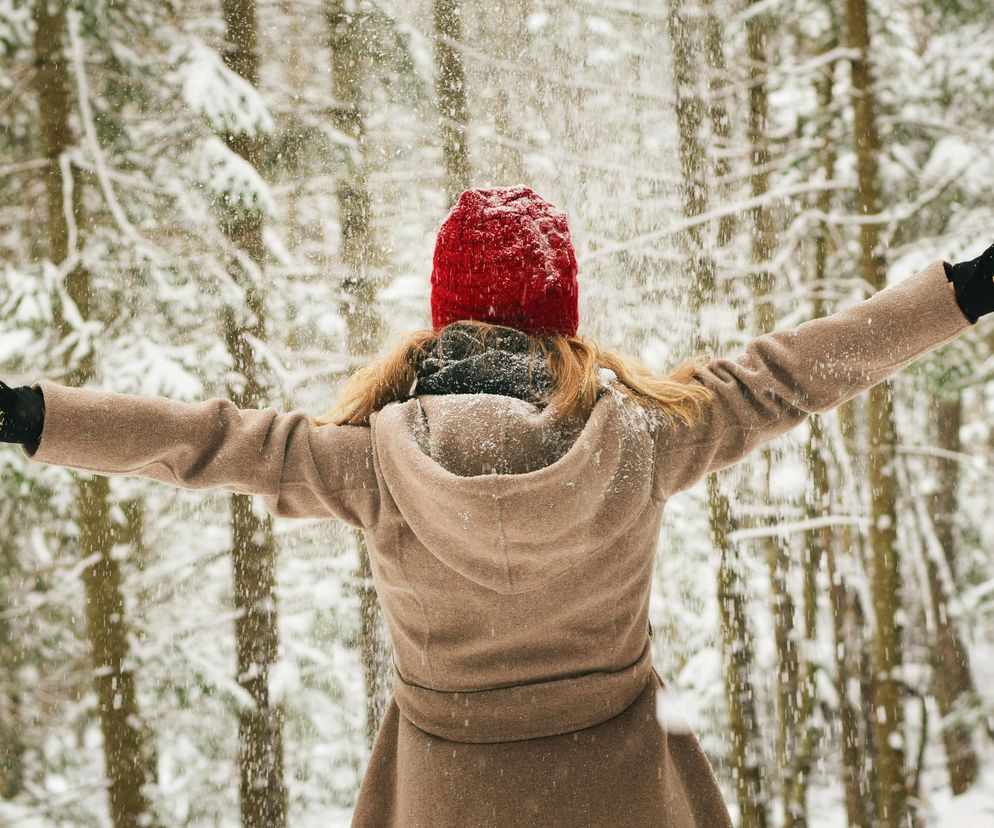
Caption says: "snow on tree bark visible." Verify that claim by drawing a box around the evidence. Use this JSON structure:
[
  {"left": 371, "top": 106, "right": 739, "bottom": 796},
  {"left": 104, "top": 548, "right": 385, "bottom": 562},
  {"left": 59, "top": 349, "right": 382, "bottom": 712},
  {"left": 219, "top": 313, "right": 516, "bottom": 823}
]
[
  {"left": 31, "top": 5, "right": 157, "bottom": 827},
  {"left": 743, "top": 6, "right": 808, "bottom": 825},
  {"left": 808, "top": 53, "right": 874, "bottom": 828},
  {"left": 217, "top": 0, "right": 288, "bottom": 825},
  {"left": 326, "top": 0, "right": 393, "bottom": 753},
  {"left": 668, "top": 2, "right": 769, "bottom": 826},
  {"left": 919, "top": 404, "right": 980, "bottom": 793},
  {"left": 843, "top": 0, "right": 907, "bottom": 823},
  {"left": 434, "top": 0, "right": 472, "bottom": 206}
]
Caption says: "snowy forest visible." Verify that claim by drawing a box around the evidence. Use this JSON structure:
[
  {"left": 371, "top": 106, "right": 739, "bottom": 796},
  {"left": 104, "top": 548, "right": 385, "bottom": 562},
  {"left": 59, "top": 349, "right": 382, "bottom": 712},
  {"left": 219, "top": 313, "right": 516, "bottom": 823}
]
[{"left": 2, "top": 0, "right": 994, "bottom": 826}]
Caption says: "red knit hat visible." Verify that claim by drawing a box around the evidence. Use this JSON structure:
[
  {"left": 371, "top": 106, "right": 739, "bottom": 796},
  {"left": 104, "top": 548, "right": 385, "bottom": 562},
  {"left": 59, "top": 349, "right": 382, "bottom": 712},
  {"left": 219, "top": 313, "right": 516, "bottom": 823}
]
[{"left": 430, "top": 186, "right": 580, "bottom": 337}]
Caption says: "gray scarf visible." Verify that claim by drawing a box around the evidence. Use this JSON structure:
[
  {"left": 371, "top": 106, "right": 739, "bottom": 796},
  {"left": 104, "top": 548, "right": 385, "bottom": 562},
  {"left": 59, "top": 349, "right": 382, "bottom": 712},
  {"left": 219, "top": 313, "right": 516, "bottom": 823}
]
[{"left": 412, "top": 323, "right": 554, "bottom": 406}]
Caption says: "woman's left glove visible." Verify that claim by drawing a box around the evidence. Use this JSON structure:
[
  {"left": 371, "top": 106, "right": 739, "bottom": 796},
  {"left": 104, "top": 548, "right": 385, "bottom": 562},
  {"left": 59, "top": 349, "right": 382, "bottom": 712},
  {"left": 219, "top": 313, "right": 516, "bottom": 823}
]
[
  {"left": 0, "top": 380, "right": 45, "bottom": 446},
  {"left": 945, "top": 242, "right": 994, "bottom": 324}
]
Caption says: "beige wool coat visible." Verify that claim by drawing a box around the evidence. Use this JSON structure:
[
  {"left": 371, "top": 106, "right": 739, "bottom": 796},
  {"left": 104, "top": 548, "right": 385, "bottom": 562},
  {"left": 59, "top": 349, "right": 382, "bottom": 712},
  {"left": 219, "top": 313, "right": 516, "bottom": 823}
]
[{"left": 20, "top": 260, "right": 972, "bottom": 826}]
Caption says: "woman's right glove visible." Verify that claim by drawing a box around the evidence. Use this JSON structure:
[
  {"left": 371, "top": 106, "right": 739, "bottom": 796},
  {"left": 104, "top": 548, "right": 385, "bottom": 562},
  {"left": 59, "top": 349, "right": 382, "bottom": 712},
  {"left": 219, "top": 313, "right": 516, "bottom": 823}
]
[
  {"left": 0, "top": 380, "right": 45, "bottom": 446},
  {"left": 945, "top": 242, "right": 994, "bottom": 324}
]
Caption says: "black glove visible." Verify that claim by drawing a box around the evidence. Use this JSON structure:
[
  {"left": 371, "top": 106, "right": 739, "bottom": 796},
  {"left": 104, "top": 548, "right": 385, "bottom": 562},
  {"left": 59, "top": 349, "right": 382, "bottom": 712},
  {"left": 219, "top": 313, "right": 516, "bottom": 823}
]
[
  {"left": 0, "top": 380, "right": 45, "bottom": 446},
  {"left": 945, "top": 242, "right": 994, "bottom": 324}
]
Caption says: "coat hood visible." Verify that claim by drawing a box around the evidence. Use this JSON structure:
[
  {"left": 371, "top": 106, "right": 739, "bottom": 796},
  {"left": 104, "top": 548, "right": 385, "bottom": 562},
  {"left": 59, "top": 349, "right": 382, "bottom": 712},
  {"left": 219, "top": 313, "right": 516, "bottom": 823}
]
[{"left": 369, "top": 388, "right": 657, "bottom": 594}]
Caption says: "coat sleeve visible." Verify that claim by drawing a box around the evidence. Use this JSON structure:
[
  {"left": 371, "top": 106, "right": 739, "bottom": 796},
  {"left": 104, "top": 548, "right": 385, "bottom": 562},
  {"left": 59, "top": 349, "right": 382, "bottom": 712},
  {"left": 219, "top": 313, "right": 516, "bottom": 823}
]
[
  {"left": 19, "top": 379, "right": 380, "bottom": 529},
  {"left": 652, "top": 259, "right": 974, "bottom": 499}
]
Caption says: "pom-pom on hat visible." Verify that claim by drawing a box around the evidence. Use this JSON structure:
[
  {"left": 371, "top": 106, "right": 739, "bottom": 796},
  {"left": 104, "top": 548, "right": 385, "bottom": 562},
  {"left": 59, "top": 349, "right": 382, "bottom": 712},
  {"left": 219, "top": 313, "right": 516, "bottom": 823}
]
[{"left": 430, "top": 186, "right": 580, "bottom": 337}]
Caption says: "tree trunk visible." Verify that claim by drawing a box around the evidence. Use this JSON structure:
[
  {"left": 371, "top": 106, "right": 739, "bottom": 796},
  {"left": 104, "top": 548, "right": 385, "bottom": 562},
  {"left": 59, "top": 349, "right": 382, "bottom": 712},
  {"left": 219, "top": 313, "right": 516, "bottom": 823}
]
[
  {"left": 481, "top": 0, "right": 528, "bottom": 186},
  {"left": 434, "top": 0, "right": 472, "bottom": 206},
  {"left": 925, "top": 396, "right": 979, "bottom": 793},
  {"left": 0, "top": 536, "right": 25, "bottom": 800},
  {"left": 844, "top": 0, "right": 906, "bottom": 823},
  {"left": 78, "top": 476, "right": 158, "bottom": 828},
  {"left": 218, "top": 2, "right": 287, "bottom": 825},
  {"left": 32, "top": 5, "right": 156, "bottom": 826},
  {"left": 327, "top": 0, "right": 392, "bottom": 752},
  {"left": 987, "top": 327, "right": 994, "bottom": 455},
  {"left": 931, "top": 398, "right": 962, "bottom": 584},
  {"left": 668, "top": 3, "right": 768, "bottom": 825},
  {"left": 826, "top": 533, "right": 875, "bottom": 828},
  {"left": 701, "top": 4, "right": 736, "bottom": 249},
  {"left": 712, "top": 493, "right": 769, "bottom": 828},
  {"left": 807, "top": 58, "right": 873, "bottom": 828},
  {"left": 281, "top": 0, "right": 307, "bottom": 257},
  {"left": 744, "top": 8, "right": 804, "bottom": 823},
  {"left": 835, "top": 354, "right": 879, "bottom": 824}
]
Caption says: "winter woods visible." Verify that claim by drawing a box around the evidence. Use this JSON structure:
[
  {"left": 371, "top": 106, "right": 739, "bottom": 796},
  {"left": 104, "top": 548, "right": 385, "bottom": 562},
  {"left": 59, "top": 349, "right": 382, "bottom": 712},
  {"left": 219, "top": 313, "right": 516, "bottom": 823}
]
[{"left": 2, "top": 1, "right": 994, "bottom": 827}]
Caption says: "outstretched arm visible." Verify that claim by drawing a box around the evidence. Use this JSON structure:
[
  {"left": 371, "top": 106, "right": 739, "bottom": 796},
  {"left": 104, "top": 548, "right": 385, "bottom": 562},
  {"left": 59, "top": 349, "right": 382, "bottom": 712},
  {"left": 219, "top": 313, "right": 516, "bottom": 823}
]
[
  {"left": 5, "top": 379, "right": 380, "bottom": 528},
  {"left": 652, "top": 258, "right": 976, "bottom": 499}
]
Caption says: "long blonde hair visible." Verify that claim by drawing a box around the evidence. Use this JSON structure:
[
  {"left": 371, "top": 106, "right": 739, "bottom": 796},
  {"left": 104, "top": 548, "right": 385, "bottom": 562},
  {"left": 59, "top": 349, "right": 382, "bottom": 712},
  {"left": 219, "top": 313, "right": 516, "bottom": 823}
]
[{"left": 313, "top": 319, "right": 716, "bottom": 429}]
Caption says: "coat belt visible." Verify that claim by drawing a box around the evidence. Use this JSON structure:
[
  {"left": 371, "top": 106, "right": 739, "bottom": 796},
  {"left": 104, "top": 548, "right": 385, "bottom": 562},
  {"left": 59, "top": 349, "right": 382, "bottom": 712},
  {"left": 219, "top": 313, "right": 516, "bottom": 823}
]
[{"left": 391, "top": 639, "right": 655, "bottom": 744}]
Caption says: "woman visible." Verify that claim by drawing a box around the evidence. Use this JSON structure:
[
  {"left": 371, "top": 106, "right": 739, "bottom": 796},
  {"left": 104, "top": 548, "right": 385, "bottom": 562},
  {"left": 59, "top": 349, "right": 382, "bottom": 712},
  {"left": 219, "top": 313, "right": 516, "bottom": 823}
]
[{"left": 2, "top": 186, "right": 992, "bottom": 827}]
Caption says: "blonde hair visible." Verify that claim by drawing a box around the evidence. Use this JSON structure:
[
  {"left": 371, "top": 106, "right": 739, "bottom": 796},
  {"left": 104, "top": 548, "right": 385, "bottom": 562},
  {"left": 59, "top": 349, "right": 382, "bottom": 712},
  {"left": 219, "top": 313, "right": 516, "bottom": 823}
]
[{"left": 313, "top": 319, "right": 716, "bottom": 429}]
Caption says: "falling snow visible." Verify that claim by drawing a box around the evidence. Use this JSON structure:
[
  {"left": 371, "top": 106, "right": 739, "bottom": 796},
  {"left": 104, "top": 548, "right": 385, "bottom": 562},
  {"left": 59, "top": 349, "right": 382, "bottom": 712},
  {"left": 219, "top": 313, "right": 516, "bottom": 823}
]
[{"left": 2, "top": 1, "right": 994, "bottom": 827}]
